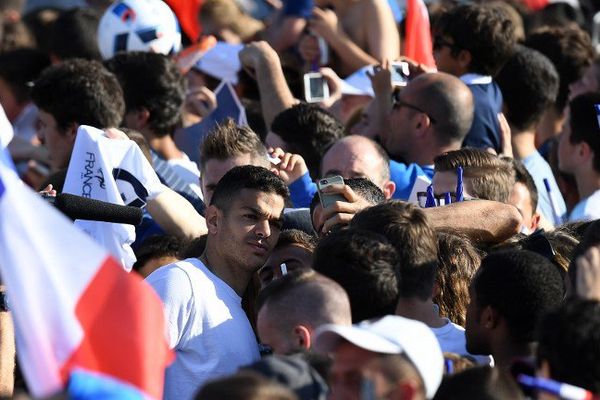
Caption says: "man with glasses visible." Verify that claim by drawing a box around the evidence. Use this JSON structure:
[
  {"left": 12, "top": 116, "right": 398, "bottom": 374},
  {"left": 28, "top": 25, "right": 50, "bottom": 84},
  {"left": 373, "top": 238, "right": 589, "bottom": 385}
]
[
  {"left": 433, "top": 4, "right": 517, "bottom": 154},
  {"left": 383, "top": 72, "right": 474, "bottom": 203}
]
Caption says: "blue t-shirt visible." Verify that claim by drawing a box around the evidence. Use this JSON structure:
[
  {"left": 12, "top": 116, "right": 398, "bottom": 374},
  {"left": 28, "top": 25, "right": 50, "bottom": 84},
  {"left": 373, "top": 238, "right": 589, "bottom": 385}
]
[
  {"left": 522, "top": 151, "right": 566, "bottom": 225},
  {"left": 283, "top": 0, "right": 313, "bottom": 18},
  {"left": 287, "top": 160, "right": 434, "bottom": 208},
  {"left": 462, "top": 81, "right": 503, "bottom": 153}
]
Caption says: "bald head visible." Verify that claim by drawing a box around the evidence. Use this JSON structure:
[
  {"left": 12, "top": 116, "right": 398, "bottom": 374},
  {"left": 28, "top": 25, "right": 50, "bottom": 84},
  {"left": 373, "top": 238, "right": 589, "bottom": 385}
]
[
  {"left": 321, "top": 135, "right": 395, "bottom": 198},
  {"left": 406, "top": 72, "right": 474, "bottom": 146},
  {"left": 257, "top": 270, "right": 352, "bottom": 354}
]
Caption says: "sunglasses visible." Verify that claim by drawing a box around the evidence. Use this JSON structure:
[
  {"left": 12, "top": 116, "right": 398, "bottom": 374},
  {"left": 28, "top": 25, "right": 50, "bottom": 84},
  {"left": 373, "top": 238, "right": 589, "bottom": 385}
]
[{"left": 433, "top": 36, "right": 463, "bottom": 52}]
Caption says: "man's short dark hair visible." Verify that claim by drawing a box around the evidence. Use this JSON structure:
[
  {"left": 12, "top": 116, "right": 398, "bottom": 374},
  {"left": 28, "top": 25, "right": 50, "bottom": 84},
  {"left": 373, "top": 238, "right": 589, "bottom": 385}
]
[
  {"left": 0, "top": 48, "right": 50, "bottom": 105},
  {"left": 199, "top": 118, "right": 268, "bottom": 171},
  {"left": 496, "top": 45, "right": 559, "bottom": 132},
  {"left": 525, "top": 26, "right": 594, "bottom": 112},
  {"left": 434, "top": 148, "right": 515, "bottom": 203},
  {"left": 473, "top": 249, "right": 564, "bottom": 343},
  {"left": 104, "top": 51, "right": 185, "bottom": 135},
  {"left": 309, "top": 177, "right": 385, "bottom": 220},
  {"left": 568, "top": 92, "right": 600, "bottom": 174},
  {"left": 434, "top": 366, "right": 524, "bottom": 400},
  {"left": 274, "top": 229, "right": 317, "bottom": 252},
  {"left": 49, "top": 7, "right": 102, "bottom": 61},
  {"left": 132, "top": 235, "right": 182, "bottom": 273},
  {"left": 312, "top": 228, "right": 399, "bottom": 323},
  {"left": 31, "top": 58, "right": 125, "bottom": 131},
  {"left": 435, "top": 4, "right": 516, "bottom": 77},
  {"left": 271, "top": 103, "right": 345, "bottom": 179},
  {"left": 351, "top": 201, "right": 438, "bottom": 301},
  {"left": 538, "top": 298, "right": 600, "bottom": 394},
  {"left": 210, "top": 165, "right": 290, "bottom": 211}
]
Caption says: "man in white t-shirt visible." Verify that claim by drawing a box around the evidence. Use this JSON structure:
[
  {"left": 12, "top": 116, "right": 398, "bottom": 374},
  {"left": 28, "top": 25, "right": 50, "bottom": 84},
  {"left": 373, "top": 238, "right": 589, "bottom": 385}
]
[
  {"left": 146, "top": 165, "right": 290, "bottom": 400},
  {"left": 558, "top": 92, "right": 600, "bottom": 222}
]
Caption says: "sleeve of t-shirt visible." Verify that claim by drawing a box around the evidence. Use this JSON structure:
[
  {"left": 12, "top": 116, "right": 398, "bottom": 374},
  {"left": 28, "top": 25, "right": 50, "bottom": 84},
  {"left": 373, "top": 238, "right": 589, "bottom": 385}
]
[
  {"left": 146, "top": 265, "right": 195, "bottom": 350},
  {"left": 283, "top": 0, "right": 313, "bottom": 18},
  {"left": 288, "top": 172, "right": 318, "bottom": 208},
  {"left": 390, "top": 160, "right": 429, "bottom": 200}
]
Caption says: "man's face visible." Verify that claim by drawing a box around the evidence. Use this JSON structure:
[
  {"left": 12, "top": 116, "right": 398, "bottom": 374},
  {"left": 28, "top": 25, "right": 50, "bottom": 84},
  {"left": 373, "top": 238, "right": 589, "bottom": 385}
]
[
  {"left": 256, "top": 303, "right": 297, "bottom": 355},
  {"left": 432, "top": 36, "right": 464, "bottom": 77},
  {"left": 0, "top": 78, "right": 21, "bottom": 122},
  {"left": 213, "top": 188, "right": 285, "bottom": 271},
  {"left": 36, "top": 110, "right": 75, "bottom": 171},
  {"left": 509, "top": 182, "right": 537, "bottom": 234},
  {"left": 321, "top": 141, "right": 386, "bottom": 191},
  {"left": 557, "top": 115, "right": 578, "bottom": 175},
  {"left": 258, "top": 244, "right": 314, "bottom": 288},
  {"left": 202, "top": 153, "right": 260, "bottom": 204},
  {"left": 465, "top": 283, "right": 488, "bottom": 355},
  {"left": 329, "top": 342, "right": 396, "bottom": 400}
]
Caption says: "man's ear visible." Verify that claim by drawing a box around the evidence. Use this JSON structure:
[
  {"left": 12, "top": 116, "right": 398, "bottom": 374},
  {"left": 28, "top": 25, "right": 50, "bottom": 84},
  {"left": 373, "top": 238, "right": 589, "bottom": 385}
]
[
  {"left": 457, "top": 49, "right": 472, "bottom": 70},
  {"left": 481, "top": 305, "right": 500, "bottom": 330},
  {"left": 293, "top": 325, "right": 312, "bottom": 350},
  {"left": 383, "top": 180, "right": 396, "bottom": 200},
  {"left": 65, "top": 123, "right": 79, "bottom": 143},
  {"left": 205, "top": 205, "right": 221, "bottom": 235},
  {"left": 127, "top": 108, "right": 151, "bottom": 130}
]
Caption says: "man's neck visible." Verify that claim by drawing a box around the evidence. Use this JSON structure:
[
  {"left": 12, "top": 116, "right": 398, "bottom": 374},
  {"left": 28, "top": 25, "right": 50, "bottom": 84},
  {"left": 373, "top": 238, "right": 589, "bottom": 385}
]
[
  {"left": 491, "top": 338, "right": 536, "bottom": 371},
  {"left": 407, "top": 142, "right": 460, "bottom": 166},
  {"left": 511, "top": 130, "right": 538, "bottom": 160},
  {"left": 574, "top": 169, "right": 600, "bottom": 200},
  {"left": 396, "top": 297, "right": 447, "bottom": 328},
  {"left": 148, "top": 134, "right": 183, "bottom": 161},
  {"left": 200, "top": 245, "right": 253, "bottom": 297}
]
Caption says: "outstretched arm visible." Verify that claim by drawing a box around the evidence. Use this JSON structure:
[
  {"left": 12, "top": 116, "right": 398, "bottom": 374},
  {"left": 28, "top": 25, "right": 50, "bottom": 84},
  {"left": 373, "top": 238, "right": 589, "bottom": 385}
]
[{"left": 424, "top": 200, "right": 522, "bottom": 243}]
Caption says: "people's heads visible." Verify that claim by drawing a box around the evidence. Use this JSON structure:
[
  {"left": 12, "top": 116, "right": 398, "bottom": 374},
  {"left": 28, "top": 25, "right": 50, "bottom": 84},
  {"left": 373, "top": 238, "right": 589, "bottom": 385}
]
[
  {"left": 433, "top": 366, "right": 524, "bottom": 400},
  {"left": 206, "top": 165, "right": 289, "bottom": 272},
  {"left": 195, "top": 371, "right": 298, "bottom": 400},
  {"left": 314, "top": 316, "right": 444, "bottom": 400},
  {"left": 199, "top": 119, "right": 270, "bottom": 204},
  {"left": 104, "top": 51, "right": 185, "bottom": 136},
  {"left": 309, "top": 177, "right": 385, "bottom": 236},
  {"left": 351, "top": 201, "right": 438, "bottom": 302},
  {"left": 465, "top": 250, "right": 564, "bottom": 357},
  {"left": 558, "top": 92, "right": 600, "bottom": 176},
  {"left": 256, "top": 270, "right": 352, "bottom": 355},
  {"left": 433, "top": 4, "right": 516, "bottom": 77},
  {"left": 525, "top": 25, "right": 594, "bottom": 113},
  {"left": 434, "top": 231, "right": 481, "bottom": 327},
  {"left": 496, "top": 45, "right": 559, "bottom": 133},
  {"left": 569, "top": 57, "right": 600, "bottom": 101},
  {"left": 258, "top": 229, "right": 317, "bottom": 288},
  {"left": 31, "top": 58, "right": 125, "bottom": 170},
  {"left": 132, "top": 235, "right": 182, "bottom": 278},
  {"left": 506, "top": 158, "right": 540, "bottom": 234},
  {"left": 385, "top": 72, "right": 473, "bottom": 161},
  {"left": 49, "top": 7, "right": 101, "bottom": 61},
  {"left": 312, "top": 229, "right": 399, "bottom": 323},
  {"left": 0, "top": 48, "right": 50, "bottom": 122},
  {"left": 433, "top": 148, "right": 515, "bottom": 203},
  {"left": 537, "top": 298, "right": 600, "bottom": 394},
  {"left": 269, "top": 103, "right": 345, "bottom": 179},
  {"left": 320, "top": 135, "right": 395, "bottom": 199}
]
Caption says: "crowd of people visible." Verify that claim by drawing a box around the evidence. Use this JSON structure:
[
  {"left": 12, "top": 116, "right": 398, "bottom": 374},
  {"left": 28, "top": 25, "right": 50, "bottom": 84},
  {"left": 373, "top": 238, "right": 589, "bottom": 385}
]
[{"left": 2, "top": 0, "right": 600, "bottom": 399}]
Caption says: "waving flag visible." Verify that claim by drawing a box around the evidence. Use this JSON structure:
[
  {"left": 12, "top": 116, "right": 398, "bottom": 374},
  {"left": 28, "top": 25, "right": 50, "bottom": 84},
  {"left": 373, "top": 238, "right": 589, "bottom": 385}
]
[
  {"left": 0, "top": 149, "right": 173, "bottom": 398},
  {"left": 63, "top": 126, "right": 165, "bottom": 271},
  {"left": 404, "top": 0, "right": 436, "bottom": 68}
]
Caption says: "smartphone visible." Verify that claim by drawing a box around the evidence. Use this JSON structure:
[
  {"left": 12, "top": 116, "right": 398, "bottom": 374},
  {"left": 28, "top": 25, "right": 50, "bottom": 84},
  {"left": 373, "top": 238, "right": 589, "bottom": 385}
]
[
  {"left": 390, "top": 61, "right": 410, "bottom": 87},
  {"left": 317, "top": 175, "right": 346, "bottom": 209},
  {"left": 304, "top": 72, "right": 330, "bottom": 103}
]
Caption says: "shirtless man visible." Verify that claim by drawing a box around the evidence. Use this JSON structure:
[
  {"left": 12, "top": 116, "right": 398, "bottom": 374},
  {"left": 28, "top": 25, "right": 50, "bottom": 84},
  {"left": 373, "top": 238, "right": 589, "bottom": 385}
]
[{"left": 298, "top": 0, "right": 399, "bottom": 77}]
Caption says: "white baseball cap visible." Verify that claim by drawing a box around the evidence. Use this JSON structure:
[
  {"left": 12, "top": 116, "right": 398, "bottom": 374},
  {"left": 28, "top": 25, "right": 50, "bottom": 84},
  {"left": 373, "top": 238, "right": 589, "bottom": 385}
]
[
  {"left": 340, "top": 65, "right": 375, "bottom": 97},
  {"left": 314, "top": 315, "right": 444, "bottom": 399},
  {"left": 193, "top": 42, "right": 243, "bottom": 84}
]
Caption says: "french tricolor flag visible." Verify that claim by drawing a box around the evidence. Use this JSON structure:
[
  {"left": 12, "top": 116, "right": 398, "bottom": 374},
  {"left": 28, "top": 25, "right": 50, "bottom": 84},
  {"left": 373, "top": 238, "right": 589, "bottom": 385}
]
[{"left": 0, "top": 149, "right": 173, "bottom": 398}]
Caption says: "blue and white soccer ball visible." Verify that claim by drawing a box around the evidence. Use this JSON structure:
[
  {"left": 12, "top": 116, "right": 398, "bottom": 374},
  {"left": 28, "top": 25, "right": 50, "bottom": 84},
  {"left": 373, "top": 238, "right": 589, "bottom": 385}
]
[{"left": 97, "top": 0, "right": 182, "bottom": 60}]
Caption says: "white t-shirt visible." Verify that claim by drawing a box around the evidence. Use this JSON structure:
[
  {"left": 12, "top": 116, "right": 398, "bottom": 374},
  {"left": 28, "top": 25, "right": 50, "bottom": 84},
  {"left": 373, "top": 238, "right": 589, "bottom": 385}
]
[
  {"left": 430, "top": 318, "right": 493, "bottom": 366},
  {"left": 569, "top": 189, "right": 600, "bottom": 222},
  {"left": 167, "top": 154, "right": 203, "bottom": 198},
  {"left": 146, "top": 258, "right": 260, "bottom": 400}
]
